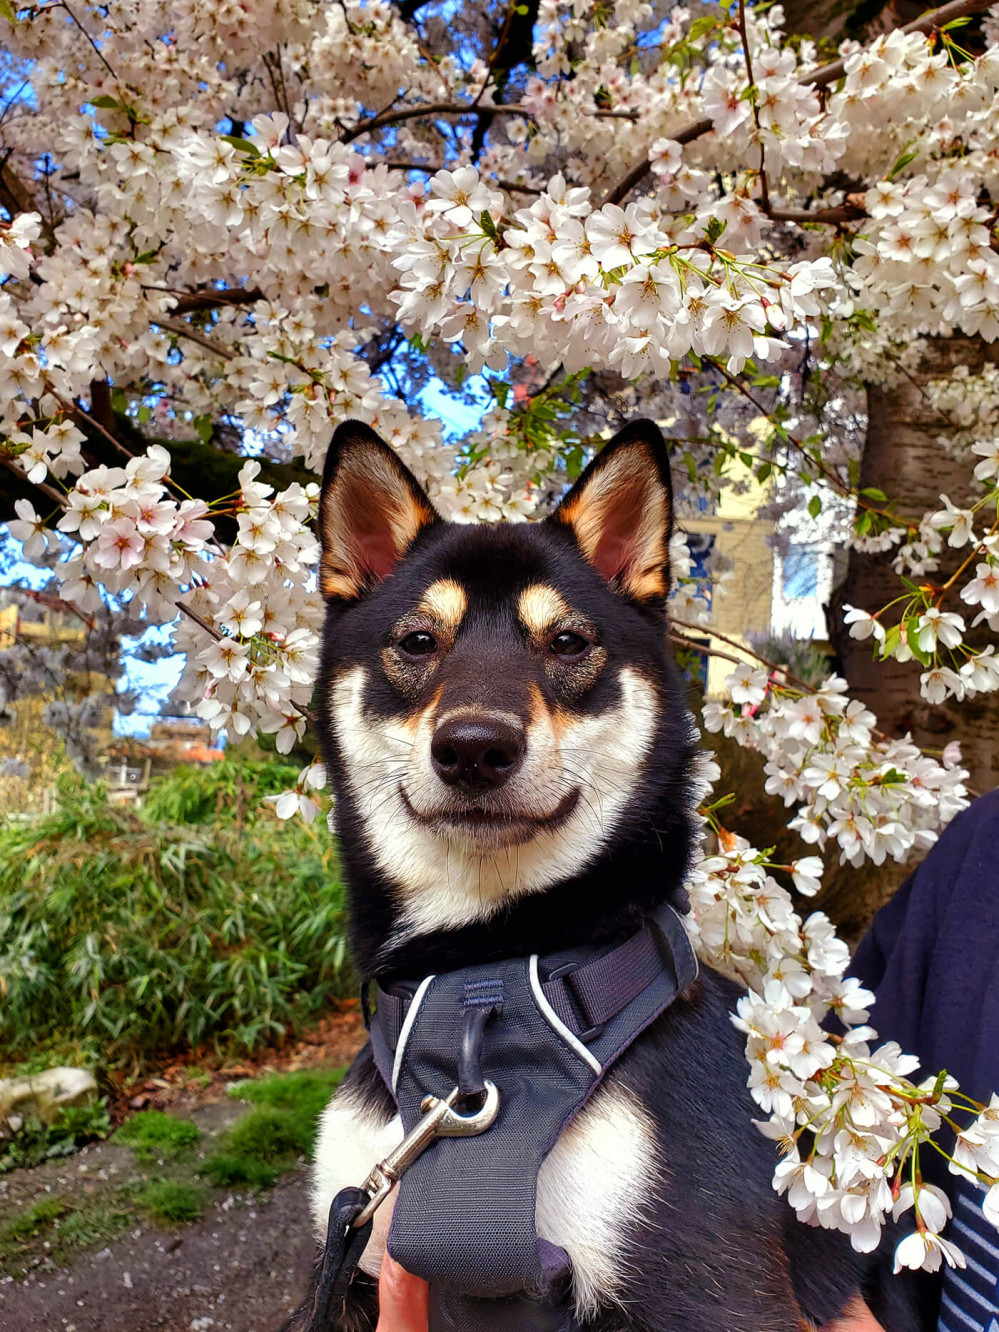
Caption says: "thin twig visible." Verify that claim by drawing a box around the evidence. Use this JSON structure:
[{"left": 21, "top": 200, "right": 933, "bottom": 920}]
[
  {"left": 61, "top": 0, "right": 118, "bottom": 79},
  {"left": 669, "top": 630, "right": 747, "bottom": 671},
  {"left": 702, "top": 355, "right": 920, "bottom": 531},
  {"left": 671, "top": 616, "right": 819, "bottom": 693}
]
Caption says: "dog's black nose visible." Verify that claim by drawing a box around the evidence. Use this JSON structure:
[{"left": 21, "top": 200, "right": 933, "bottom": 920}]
[{"left": 431, "top": 716, "right": 525, "bottom": 792}]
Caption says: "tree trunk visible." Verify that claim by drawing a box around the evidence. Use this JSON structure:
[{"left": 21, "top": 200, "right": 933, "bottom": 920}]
[{"left": 829, "top": 336, "right": 999, "bottom": 795}]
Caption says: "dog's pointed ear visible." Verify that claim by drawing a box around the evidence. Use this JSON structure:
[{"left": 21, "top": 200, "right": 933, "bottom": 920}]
[
  {"left": 318, "top": 420, "right": 440, "bottom": 602},
  {"left": 547, "top": 419, "right": 673, "bottom": 603}
]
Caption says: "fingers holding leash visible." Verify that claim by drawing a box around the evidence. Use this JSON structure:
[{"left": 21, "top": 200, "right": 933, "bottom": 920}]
[{"left": 376, "top": 1254, "right": 429, "bottom": 1332}]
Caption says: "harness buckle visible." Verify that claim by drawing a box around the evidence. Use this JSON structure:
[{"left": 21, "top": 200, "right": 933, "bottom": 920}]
[{"left": 352, "top": 1080, "right": 500, "bottom": 1228}]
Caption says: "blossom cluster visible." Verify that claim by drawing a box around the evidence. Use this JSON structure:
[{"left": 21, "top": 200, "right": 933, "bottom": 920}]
[
  {"left": 391, "top": 168, "right": 838, "bottom": 377},
  {"left": 703, "top": 666, "right": 969, "bottom": 867},
  {"left": 687, "top": 756, "right": 999, "bottom": 1271}
]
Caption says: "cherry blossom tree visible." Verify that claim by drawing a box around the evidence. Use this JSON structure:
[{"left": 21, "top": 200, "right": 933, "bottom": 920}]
[{"left": 3, "top": 0, "right": 999, "bottom": 1275}]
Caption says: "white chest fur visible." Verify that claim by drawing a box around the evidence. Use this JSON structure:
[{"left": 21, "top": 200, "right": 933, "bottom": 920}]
[{"left": 310, "top": 1078, "right": 658, "bottom": 1319}]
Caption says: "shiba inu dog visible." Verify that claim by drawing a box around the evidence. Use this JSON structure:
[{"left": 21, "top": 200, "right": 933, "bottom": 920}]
[{"left": 301, "top": 418, "right": 907, "bottom": 1332}]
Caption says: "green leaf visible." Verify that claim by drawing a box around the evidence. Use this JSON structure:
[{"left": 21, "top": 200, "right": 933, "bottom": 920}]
[
  {"left": 0, "top": 0, "right": 17, "bottom": 20},
  {"left": 860, "top": 486, "right": 887, "bottom": 502},
  {"left": 687, "top": 15, "right": 718, "bottom": 39},
  {"left": 902, "top": 612, "right": 932, "bottom": 666},
  {"left": 195, "top": 415, "right": 214, "bottom": 443},
  {"left": 704, "top": 216, "right": 727, "bottom": 244},
  {"left": 221, "top": 134, "right": 260, "bottom": 157},
  {"left": 90, "top": 95, "right": 120, "bottom": 109},
  {"left": 755, "top": 462, "right": 772, "bottom": 484},
  {"left": 752, "top": 374, "right": 781, "bottom": 388},
  {"left": 479, "top": 210, "right": 499, "bottom": 242},
  {"left": 808, "top": 494, "right": 822, "bottom": 519},
  {"left": 886, "top": 147, "right": 918, "bottom": 181},
  {"left": 880, "top": 623, "right": 901, "bottom": 660}
]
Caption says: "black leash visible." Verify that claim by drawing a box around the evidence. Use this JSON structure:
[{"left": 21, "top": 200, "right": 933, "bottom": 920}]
[{"left": 308, "top": 1187, "right": 373, "bottom": 1330}]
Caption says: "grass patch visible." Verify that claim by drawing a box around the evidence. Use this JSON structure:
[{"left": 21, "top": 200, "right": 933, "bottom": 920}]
[
  {"left": 135, "top": 1179, "right": 207, "bottom": 1225},
  {"left": 1, "top": 1196, "right": 72, "bottom": 1246},
  {"left": 52, "top": 1200, "right": 133, "bottom": 1255},
  {"left": 115, "top": 1109, "right": 201, "bottom": 1161},
  {"left": 199, "top": 1067, "right": 344, "bottom": 1190},
  {"left": 0, "top": 1193, "right": 135, "bottom": 1276}
]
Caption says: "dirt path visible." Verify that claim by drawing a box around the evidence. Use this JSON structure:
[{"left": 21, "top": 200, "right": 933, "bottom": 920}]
[
  {"left": 0, "top": 1015, "right": 367, "bottom": 1332},
  {"left": 0, "top": 1166, "right": 315, "bottom": 1332}
]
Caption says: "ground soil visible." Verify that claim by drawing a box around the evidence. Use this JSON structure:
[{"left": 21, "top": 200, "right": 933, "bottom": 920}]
[{"left": 0, "top": 1012, "right": 367, "bottom": 1332}]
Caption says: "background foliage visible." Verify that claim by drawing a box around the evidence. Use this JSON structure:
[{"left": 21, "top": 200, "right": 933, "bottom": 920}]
[{"left": 0, "top": 762, "right": 351, "bottom": 1070}]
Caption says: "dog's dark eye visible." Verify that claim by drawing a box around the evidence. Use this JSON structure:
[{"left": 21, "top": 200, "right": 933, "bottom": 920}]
[
  {"left": 399, "top": 631, "right": 438, "bottom": 657},
  {"left": 550, "top": 632, "right": 589, "bottom": 657}
]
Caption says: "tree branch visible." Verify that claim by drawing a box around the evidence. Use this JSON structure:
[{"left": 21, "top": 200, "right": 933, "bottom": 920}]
[
  {"left": 0, "top": 454, "right": 65, "bottom": 507},
  {"left": 601, "top": 0, "right": 996, "bottom": 207},
  {"left": 2, "top": 454, "right": 317, "bottom": 727},
  {"left": 168, "top": 287, "right": 264, "bottom": 314},
  {"left": 339, "top": 100, "right": 533, "bottom": 144},
  {"left": 155, "top": 318, "right": 237, "bottom": 360}
]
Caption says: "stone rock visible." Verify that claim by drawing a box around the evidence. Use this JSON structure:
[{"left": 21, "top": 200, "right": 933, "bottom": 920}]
[{"left": 0, "top": 1067, "right": 98, "bottom": 1132}]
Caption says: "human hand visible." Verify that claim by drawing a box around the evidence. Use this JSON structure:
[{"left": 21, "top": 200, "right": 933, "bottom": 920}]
[
  {"left": 824, "top": 1294, "right": 886, "bottom": 1332},
  {"left": 375, "top": 1253, "right": 430, "bottom": 1332}
]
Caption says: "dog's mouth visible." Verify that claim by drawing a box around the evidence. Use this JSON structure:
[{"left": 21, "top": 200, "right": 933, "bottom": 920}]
[{"left": 399, "top": 785, "right": 580, "bottom": 847}]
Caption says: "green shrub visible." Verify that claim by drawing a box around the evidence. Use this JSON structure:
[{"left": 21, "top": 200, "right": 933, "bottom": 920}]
[
  {"left": 0, "top": 770, "right": 351, "bottom": 1067},
  {"left": 142, "top": 760, "right": 301, "bottom": 827},
  {"left": 135, "top": 1180, "right": 207, "bottom": 1224},
  {"left": 115, "top": 1109, "right": 201, "bottom": 1160}
]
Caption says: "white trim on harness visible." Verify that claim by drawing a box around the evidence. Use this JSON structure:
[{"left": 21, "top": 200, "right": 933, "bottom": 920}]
[
  {"left": 391, "top": 973, "right": 436, "bottom": 1093},
  {"left": 528, "top": 954, "right": 602, "bottom": 1076}
]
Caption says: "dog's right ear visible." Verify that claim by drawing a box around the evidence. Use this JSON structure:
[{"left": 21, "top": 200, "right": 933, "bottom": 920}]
[{"left": 318, "top": 421, "right": 440, "bottom": 603}]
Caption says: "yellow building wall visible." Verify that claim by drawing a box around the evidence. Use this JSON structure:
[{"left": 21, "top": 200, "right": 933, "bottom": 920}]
[{"left": 680, "top": 473, "right": 775, "bottom": 696}]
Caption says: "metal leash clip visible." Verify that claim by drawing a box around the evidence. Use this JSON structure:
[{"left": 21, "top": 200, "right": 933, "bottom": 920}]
[{"left": 352, "top": 1081, "right": 500, "bottom": 1228}]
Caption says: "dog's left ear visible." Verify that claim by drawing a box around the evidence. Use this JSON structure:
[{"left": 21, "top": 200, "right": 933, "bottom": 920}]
[
  {"left": 548, "top": 419, "right": 673, "bottom": 603},
  {"left": 318, "top": 420, "right": 440, "bottom": 602}
]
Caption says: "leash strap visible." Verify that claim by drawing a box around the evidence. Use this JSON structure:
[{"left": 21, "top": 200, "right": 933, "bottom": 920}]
[{"left": 306, "top": 1187, "right": 373, "bottom": 1332}]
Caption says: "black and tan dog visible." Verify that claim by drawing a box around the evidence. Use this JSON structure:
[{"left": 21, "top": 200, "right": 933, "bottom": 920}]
[{"left": 302, "top": 418, "right": 910, "bottom": 1332}]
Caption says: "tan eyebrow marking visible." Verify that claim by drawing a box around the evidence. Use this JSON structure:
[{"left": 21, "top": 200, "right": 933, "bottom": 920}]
[
  {"left": 417, "top": 578, "right": 467, "bottom": 634},
  {"left": 518, "top": 584, "right": 571, "bottom": 639}
]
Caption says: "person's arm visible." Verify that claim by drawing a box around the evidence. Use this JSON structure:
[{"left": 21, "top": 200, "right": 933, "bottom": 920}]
[{"left": 376, "top": 1254, "right": 430, "bottom": 1332}]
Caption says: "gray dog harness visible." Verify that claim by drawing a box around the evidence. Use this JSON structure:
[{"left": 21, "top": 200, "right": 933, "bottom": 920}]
[{"left": 353, "top": 901, "right": 698, "bottom": 1332}]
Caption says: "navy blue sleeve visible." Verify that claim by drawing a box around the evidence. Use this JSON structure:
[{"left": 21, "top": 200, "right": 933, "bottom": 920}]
[
  {"left": 850, "top": 788, "right": 999, "bottom": 1103},
  {"left": 850, "top": 791, "right": 999, "bottom": 1332}
]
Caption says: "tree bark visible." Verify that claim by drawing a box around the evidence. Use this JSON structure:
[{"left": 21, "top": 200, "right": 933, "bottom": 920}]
[{"left": 829, "top": 336, "right": 999, "bottom": 795}]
